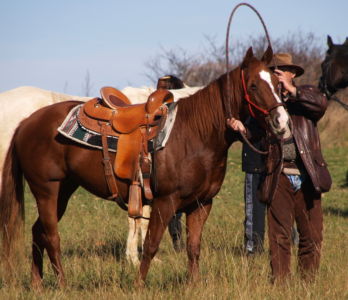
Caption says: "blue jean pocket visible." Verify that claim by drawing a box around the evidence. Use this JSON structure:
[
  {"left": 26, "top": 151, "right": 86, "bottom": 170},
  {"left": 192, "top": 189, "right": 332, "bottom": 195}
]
[{"left": 286, "top": 174, "right": 306, "bottom": 192}]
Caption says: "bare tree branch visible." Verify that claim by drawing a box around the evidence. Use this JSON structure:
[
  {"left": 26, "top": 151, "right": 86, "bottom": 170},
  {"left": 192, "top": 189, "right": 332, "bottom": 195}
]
[
  {"left": 145, "top": 31, "right": 324, "bottom": 87},
  {"left": 82, "top": 69, "right": 93, "bottom": 97}
]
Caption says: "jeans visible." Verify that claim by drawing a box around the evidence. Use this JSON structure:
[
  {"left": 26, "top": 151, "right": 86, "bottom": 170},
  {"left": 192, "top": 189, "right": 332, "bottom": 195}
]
[
  {"left": 286, "top": 174, "right": 306, "bottom": 192},
  {"left": 244, "top": 173, "right": 266, "bottom": 253}
]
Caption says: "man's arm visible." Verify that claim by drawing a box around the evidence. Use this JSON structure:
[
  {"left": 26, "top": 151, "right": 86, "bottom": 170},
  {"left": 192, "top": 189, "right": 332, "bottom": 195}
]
[
  {"left": 227, "top": 117, "right": 265, "bottom": 142},
  {"left": 287, "top": 85, "right": 328, "bottom": 122}
]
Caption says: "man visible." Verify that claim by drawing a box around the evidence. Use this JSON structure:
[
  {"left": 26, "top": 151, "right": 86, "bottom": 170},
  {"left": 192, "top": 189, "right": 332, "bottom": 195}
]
[
  {"left": 229, "top": 53, "right": 332, "bottom": 281},
  {"left": 241, "top": 117, "right": 266, "bottom": 255}
]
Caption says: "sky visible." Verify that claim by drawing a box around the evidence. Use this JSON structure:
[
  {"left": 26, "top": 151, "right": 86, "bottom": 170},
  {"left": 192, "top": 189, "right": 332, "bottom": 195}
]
[{"left": 1, "top": 0, "right": 347, "bottom": 96}]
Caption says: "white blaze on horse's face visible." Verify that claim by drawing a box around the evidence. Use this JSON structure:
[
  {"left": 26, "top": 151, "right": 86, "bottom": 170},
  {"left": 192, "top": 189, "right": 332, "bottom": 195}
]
[{"left": 259, "top": 70, "right": 290, "bottom": 136}]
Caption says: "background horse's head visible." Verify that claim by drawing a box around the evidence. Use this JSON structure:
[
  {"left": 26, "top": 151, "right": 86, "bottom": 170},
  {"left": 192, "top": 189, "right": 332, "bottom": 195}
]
[
  {"left": 157, "top": 75, "right": 185, "bottom": 90},
  {"left": 319, "top": 35, "right": 348, "bottom": 97},
  {"left": 238, "top": 46, "right": 290, "bottom": 137}
]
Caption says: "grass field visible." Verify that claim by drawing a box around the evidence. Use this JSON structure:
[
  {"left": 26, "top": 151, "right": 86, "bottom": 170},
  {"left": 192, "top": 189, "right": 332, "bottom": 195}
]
[{"left": 0, "top": 145, "right": 347, "bottom": 299}]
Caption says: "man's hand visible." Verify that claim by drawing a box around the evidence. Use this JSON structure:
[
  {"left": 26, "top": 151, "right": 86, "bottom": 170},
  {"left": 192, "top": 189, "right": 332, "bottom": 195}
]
[
  {"left": 274, "top": 69, "right": 297, "bottom": 97},
  {"left": 226, "top": 118, "right": 246, "bottom": 134}
]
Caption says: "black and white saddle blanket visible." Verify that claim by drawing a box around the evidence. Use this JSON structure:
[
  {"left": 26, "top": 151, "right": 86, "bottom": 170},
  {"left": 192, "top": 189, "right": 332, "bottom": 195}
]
[{"left": 57, "top": 102, "right": 178, "bottom": 152}]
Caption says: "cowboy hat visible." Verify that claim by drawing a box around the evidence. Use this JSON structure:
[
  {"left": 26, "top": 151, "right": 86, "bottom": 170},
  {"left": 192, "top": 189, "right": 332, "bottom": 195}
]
[{"left": 268, "top": 53, "right": 304, "bottom": 77}]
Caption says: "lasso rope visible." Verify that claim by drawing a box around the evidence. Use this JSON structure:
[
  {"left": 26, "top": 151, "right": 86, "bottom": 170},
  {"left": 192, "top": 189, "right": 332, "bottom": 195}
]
[{"left": 225, "top": 3, "right": 274, "bottom": 155}]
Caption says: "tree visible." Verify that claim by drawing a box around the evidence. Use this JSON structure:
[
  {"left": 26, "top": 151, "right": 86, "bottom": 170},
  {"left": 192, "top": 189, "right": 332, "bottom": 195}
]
[{"left": 145, "top": 31, "right": 324, "bottom": 87}]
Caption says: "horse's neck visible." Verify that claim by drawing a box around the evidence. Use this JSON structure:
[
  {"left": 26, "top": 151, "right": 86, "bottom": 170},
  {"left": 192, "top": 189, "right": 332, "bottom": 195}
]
[
  {"left": 227, "top": 67, "right": 243, "bottom": 120},
  {"left": 174, "top": 68, "right": 243, "bottom": 150}
]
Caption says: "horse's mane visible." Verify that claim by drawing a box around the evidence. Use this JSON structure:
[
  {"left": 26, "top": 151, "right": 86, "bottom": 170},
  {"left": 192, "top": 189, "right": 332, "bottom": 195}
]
[{"left": 175, "top": 68, "right": 242, "bottom": 141}]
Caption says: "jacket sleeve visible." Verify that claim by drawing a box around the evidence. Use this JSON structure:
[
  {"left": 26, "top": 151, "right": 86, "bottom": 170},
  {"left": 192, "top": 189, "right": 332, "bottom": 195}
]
[
  {"left": 286, "top": 85, "right": 328, "bottom": 122},
  {"left": 244, "top": 117, "right": 266, "bottom": 142}
]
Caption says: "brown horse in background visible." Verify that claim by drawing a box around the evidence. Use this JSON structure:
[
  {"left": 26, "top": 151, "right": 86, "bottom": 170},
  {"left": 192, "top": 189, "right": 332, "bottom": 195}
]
[
  {"left": 0, "top": 47, "right": 289, "bottom": 288},
  {"left": 319, "top": 35, "right": 348, "bottom": 98}
]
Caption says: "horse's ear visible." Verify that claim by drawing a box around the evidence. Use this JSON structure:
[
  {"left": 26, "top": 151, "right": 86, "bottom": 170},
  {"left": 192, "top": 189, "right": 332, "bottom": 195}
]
[
  {"left": 261, "top": 45, "right": 273, "bottom": 65},
  {"left": 241, "top": 47, "right": 254, "bottom": 69},
  {"left": 327, "top": 35, "right": 334, "bottom": 48},
  {"left": 343, "top": 37, "right": 348, "bottom": 46}
]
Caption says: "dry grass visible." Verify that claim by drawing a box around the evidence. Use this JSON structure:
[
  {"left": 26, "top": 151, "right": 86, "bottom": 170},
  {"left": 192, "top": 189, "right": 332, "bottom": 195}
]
[
  {"left": 319, "top": 90, "right": 348, "bottom": 148},
  {"left": 0, "top": 145, "right": 347, "bottom": 299}
]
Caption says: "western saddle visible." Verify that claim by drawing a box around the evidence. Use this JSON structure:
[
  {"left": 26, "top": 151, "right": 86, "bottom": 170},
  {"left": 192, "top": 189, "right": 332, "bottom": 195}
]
[{"left": 78, "top": 86, "right": 174, "bottom": 217}]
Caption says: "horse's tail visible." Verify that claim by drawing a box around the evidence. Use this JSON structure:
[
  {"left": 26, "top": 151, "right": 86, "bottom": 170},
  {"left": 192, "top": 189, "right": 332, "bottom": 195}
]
[{"left": 0, "top": 128, "right": 25, "bottom": 258}]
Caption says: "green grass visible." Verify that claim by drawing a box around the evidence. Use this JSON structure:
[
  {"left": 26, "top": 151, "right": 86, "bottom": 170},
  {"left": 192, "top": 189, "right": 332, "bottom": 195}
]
[{"left": 1, "top": 145, "right": 347, "bottom": 299}]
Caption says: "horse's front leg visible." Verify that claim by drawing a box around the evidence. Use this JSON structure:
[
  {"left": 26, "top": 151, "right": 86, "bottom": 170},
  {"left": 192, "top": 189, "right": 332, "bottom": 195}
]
[
  {"left": 185, "top": 199, "right": 212, "bottom": 282},
  {"left": 136, "top": 197, "right": 176, "bottom": 286}
]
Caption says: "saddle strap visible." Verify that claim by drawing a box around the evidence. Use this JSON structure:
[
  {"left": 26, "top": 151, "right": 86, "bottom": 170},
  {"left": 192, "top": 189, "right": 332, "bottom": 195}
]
[
  {"left": 141, "top": 154, "right": 153, "bottom": 201},
  {"left": 139, "top": 127, "right": 153, "bottom": 201},
  {"left": 139, "top": 111, "right": 168, "bottom": 200},
  {"left": 100, "top": 122, "right": 128, "bottom": 211}
]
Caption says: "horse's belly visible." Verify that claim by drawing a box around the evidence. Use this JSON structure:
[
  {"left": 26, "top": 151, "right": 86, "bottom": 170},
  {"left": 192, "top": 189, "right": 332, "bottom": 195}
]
[{"left": 155, "top": 153, "right": 226, "bottom": 202}]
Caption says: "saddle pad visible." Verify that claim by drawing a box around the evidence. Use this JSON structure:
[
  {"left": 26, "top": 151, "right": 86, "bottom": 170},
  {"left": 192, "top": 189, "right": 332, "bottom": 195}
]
[{"left": 57, "top": 103, "right": 178, "bottom": 152}]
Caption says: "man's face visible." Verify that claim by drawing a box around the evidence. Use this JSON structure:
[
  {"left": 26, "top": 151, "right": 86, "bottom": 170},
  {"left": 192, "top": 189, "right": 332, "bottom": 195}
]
[{"left": 272, "top": 67, "right": 296, "bottom": 95}]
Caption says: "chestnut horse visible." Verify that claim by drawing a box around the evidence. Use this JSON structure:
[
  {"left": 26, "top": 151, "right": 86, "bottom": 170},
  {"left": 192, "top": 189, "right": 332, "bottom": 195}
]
[{"left": 0, "top": 47, "right": 289, "bottom": 288}]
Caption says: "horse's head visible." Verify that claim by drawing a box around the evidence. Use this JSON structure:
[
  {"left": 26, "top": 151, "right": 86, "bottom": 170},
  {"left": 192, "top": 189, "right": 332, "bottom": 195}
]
[
  {"left": 319, "top": 35, "right": 348, "bottom": 97},
  {"left": 157, "top": 75, "right": 185, "bottom": 90},
  {"left": 239, "top": 46, "right": 290, "bottom": 138}
]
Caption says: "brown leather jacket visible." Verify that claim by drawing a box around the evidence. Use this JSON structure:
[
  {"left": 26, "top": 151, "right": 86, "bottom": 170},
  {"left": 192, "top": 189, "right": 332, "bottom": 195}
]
[{"left": 260, "top": 85, "right": 332, "bottom": 204}]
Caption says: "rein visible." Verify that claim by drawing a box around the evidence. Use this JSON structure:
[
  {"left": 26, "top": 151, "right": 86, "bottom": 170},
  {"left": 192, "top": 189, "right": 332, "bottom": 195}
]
[
  {"left": 225, "top": 2, "right": 276, "bottom": 155},
  {"left": 331, "top": 95, "right": 348, "bottom": 111},
  {"left": 320, "top": 76, "right": 348, "bottom": 111}
]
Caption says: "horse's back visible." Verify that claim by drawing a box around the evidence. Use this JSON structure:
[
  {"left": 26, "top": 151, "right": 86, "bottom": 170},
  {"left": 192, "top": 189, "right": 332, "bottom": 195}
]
[
  {"left": 0, "top": 86, "right": 89, "bottom": 175},
  {"left": 18, "top": 101, "right": 82, "bottom": 132}
]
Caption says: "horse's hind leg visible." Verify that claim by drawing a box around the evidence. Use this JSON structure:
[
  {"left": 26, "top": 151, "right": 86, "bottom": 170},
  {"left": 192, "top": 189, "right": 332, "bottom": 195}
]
[
  {"left": 168, "top": 213, "right": 184, "bottom": 252},
  {"left": 185, "top": 199, "right": 212, "bottom": 282},
  {"left": 126, "top": 216, "right": 141, "bottom": 265},
  {"left": 126, "top": 204, "right": 151, "bottom": 265},
  {"left": 31, "top": 179, "right": 77, "bottom": 289}
]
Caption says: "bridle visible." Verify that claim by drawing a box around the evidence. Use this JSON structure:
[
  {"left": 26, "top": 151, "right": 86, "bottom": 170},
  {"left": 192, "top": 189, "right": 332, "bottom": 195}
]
[
  {"left": 241, "top": 69, "right": 284, "bottom": 118},
  {"left": 225, "top": 3, "right": 281, "bottom": 155},
  {"left": 319, "top": 60, "right": 348, "bottom": 111}
]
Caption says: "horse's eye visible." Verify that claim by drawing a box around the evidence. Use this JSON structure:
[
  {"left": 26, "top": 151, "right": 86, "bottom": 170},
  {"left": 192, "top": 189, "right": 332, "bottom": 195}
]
[{"left": 250, "top": 84, "right": 257, "bottom": 91}]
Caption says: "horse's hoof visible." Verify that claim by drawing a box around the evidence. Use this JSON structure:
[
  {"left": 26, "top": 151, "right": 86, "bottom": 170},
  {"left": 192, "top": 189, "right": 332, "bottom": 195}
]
[
  {"left": 128, "top": 259, "right": 140, "bottom": 266},
  {"left": 134, "top": 278, "right": 145, "bottom": 289},
  {"left": 153, "top": 257, "right": 162, "bottom": 264},
  {"left": 31, "top": 280, "right": 44, "bottom": 293},
  {"left": 126, "top": 254, "right": 140, "bottom": 266}
]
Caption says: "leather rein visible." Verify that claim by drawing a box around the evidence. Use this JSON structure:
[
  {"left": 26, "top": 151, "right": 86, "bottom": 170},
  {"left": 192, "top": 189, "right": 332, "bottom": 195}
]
[
  {"left": 225, "top": 3, "right": 280, "bottom": 155},
  {"left": 321, "top": 78, "right": 348, "bottom": 111}
]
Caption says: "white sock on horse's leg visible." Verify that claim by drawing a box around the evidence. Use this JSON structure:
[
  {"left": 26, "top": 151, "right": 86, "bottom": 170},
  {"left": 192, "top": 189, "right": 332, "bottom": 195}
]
[{"left": 126, "top": 216, "right": 140, "bottom": 265}]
